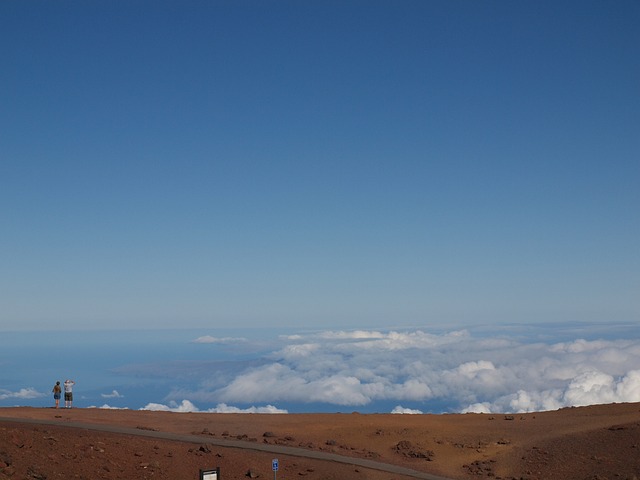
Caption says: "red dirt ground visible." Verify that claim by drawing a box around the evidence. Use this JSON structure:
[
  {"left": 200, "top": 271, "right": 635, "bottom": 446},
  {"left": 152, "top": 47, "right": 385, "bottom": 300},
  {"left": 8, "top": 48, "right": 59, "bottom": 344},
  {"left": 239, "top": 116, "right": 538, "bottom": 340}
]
[{"left": 1, "top": 403, "right": 639, "bottom": 480}]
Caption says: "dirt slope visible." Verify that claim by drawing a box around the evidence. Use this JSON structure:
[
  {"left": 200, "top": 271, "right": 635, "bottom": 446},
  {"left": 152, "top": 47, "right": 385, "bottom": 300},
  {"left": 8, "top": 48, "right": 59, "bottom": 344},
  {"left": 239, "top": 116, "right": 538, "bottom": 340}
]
[{"left": 1, "top": 403, "right": 639, "bottom": 480}]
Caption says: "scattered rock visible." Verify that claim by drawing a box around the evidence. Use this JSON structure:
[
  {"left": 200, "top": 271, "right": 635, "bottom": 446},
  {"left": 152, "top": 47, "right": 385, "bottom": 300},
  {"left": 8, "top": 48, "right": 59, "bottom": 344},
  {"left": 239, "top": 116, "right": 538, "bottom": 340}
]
[
  {"left": 26, "top": 466, "right": 47, "bottom": 479},
  {"left": 463, "top": 459, "right": 495, "bottom": 476},
  {"left": 609, "top": 425, "right": 628, "bottom": 431},
  {"left": 2, "top": 465, "right": 17, "bottom": 478},
  {"left": 246, "top": 468, "right": 260, "bottom": 478},
  {"left": 394, "top": 440, "right": 434, "bottom": 460},
  {"left": 135, "top": 426, "right": 158, "bottom": 431},
  {"left": 0, "top": 451, "right": 12, "bottom": 466}
]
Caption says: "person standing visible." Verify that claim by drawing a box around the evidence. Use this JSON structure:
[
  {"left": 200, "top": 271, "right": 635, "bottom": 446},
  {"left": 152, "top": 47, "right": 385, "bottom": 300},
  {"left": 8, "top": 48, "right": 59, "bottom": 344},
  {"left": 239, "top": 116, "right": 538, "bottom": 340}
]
[
  {"left": 52, "top": 381, "right": 62, "bottom": 408},
  {"left": 63, "top": 379, "right": 75, "bottom": 408}
]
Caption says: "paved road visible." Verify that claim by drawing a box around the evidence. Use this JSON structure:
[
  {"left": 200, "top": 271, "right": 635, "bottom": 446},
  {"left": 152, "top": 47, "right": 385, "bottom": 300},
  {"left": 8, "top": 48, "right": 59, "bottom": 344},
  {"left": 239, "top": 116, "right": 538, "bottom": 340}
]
[{"left": 0, "top": 416, "right": 454, "bottom": 480}]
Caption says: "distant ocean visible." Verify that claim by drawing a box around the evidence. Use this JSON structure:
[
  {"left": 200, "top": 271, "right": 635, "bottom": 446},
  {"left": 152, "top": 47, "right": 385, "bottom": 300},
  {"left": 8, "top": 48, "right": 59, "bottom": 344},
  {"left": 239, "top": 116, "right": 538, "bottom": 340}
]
[
  {"left": 2, "top": 323, "right": 640, "bottom": 414},
  {"left": 1, "top": 328, "right": 294, "bottom": 412}
]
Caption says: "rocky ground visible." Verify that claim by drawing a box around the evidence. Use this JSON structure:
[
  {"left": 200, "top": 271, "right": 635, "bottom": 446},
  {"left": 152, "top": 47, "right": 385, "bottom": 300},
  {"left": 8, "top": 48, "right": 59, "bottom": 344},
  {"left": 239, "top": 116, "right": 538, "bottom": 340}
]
[{"left": 1, "top": 402, "right": 639, "bottom": 480}]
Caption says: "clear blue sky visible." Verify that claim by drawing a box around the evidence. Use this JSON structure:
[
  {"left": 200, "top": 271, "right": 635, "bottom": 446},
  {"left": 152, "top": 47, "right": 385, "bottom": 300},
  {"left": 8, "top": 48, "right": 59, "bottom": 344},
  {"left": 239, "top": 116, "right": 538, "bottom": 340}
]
[{"left": 1, "top": 1, "right": 638, "bottom": 331}]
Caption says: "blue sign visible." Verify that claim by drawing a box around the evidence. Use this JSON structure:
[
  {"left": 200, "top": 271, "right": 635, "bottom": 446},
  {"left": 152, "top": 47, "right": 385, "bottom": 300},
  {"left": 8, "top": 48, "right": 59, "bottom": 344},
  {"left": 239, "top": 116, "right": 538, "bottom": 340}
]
[{"left": 272, "top": 459, "right": 279, "bottom": 471}]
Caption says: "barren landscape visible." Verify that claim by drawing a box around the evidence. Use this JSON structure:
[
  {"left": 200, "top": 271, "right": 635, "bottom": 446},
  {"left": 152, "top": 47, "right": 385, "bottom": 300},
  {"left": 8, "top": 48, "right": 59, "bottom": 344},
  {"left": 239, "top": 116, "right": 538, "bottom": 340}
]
[{"left": 1, "top": 403, "right": 639, "bottom": 480}]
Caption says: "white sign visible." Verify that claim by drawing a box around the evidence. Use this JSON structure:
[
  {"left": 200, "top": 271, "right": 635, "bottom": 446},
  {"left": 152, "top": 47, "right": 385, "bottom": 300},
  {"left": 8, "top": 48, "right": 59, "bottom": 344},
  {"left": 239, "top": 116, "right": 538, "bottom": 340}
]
[{"left": 200, "top": 468, "right": 219, "bottom": 480}]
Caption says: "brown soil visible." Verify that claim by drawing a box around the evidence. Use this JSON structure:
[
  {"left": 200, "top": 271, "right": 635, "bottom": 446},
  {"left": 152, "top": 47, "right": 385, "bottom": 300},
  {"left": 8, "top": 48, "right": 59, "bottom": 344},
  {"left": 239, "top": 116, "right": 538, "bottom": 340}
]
[{"left": 1, "top": 403, "right": 639, "bottom": 480}]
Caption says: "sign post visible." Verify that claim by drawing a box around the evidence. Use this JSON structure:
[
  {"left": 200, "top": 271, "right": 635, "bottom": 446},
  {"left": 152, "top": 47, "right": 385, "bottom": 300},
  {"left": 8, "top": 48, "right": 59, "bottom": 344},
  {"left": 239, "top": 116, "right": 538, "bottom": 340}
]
[
  {"left": 272, "top": 458, "right": 279, "bottom": 480},
  {"left": 199, "top": 467, "right": 219, "bottom": 480}
]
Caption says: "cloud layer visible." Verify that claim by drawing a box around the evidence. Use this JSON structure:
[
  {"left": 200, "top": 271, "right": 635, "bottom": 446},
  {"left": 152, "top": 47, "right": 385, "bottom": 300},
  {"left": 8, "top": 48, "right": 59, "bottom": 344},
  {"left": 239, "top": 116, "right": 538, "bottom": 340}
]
[
  {"left": 4, "top": 325, "right": 639, "bottom": 414},
  {"left": 168, "top": 328, "right": 640, "bottom": 413},
  {"left": 0, "top": 388, "right": 43, "bottom": 401},
  {"left": 141, "top": 400, "right": 287, "bottom": 414}
]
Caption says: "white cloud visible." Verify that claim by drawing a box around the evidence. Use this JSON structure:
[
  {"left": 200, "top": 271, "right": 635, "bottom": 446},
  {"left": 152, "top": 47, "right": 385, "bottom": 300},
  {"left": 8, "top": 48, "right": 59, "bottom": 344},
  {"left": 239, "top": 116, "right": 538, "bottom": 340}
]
[
  {"left": 206, "top": 403, "right": 287, "bottom": 414},
  {"left": 216, "top": 364, "right": 372, "bottom": 405},
  {"left": 562, "top": 369, "right": 640, "bottom": 406},
  {"left": 563, "top": 370, "right": 617, "bottom": 406},
  {"left": 101, "top": 389, "right": 123, "bottom": 398},
  {"left": 279, "top": 343, "right": 320, "bottom": 358},
  {"left": 460, "top": 403, "right": 492, "bottom": 414},
  {"left": 317, "top": 330, "right": 387, "bottom": 340},
  {"left": 192, "top": 336, "right": 247, "bottom": 344},
  {"left": 461, "top": 368, "right": 640, "bottom": 414},
  {"left": 88, "top": 404, "right": 130, "bottom": 410},
  {"left": 142, "top": 399, "right": 200, "bottom": 412},
  {"left": 552, "top": 339, "right": 613, "bottom": 354},
  {"left": 615, "top": 370, "right": 640, "bottom": 399},
  {"left": 140, "top": 400, "right": 287, "bottom": 414},
  {"left": 0, "top": 388, "right": 44, "bottom": 400},
  {"left": 456, "top": 361, "right": 496, "bottom": 378},
  {"left": 391, "top": 405, "right": 423, "bottom": 414}
]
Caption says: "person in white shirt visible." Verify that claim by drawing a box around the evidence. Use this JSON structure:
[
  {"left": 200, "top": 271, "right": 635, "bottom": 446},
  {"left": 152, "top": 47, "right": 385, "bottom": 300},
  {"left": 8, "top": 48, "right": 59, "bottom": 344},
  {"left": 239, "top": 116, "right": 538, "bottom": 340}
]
[{"left": 63, "top": 379, "right": 76, "bottom": 408}]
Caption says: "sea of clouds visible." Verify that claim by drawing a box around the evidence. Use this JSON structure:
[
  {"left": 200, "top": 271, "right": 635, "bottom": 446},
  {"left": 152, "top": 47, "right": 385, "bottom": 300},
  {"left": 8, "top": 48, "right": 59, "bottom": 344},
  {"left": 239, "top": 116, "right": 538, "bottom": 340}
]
[
  {"left": 3, "top": 325, "right": 640, "bottom": 414},
  {"left": 144, "top": 326, "right": 640, "bottom": 414}
]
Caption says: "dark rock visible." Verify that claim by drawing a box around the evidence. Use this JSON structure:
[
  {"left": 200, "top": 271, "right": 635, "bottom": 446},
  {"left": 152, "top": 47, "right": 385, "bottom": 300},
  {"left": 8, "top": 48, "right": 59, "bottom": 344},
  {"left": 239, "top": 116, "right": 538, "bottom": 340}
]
[
  {"left": 0, "top": 451, "right": 11, "bottom": 466},
  {"left": 27, "top": 466, "right": 47, "bottom": 480},
  {"left": 394, "top": 440, "right": 434, "bottom": 460}
]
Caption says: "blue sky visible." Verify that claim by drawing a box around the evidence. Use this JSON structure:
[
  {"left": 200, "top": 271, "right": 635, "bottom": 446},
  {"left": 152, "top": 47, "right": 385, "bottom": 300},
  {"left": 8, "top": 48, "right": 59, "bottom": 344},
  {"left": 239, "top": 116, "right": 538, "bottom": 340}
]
[{"left": 1, "top": 1, "right": 638, "bottom": 331}]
